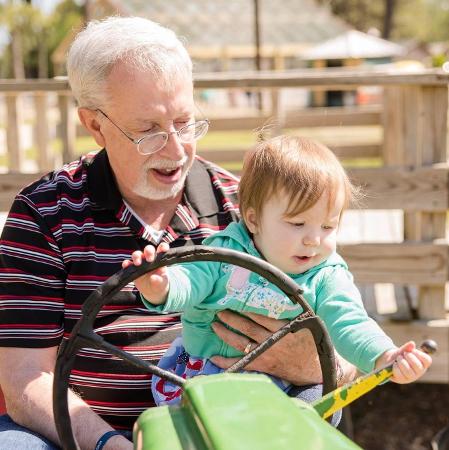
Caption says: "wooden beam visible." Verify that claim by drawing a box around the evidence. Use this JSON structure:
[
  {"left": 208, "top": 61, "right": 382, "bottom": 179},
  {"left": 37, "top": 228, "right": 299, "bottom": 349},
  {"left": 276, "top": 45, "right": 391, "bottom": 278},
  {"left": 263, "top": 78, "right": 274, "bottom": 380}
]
[
  {"left": 1, "top": 69, "right": 448, "bottom": 94},
  {"left": 0, "top": 78, "right": 70, "bottom": 93},
  {"left": 383, "top": 84, "right": 449, "bottom": 320},
  {"left": 34, "top": 93, "right": 52, "bottom": 172},
  {"left": 58, "top": 94, "right": 76, "bottom": 164},
  {"left": 284, "top": 106, "right": 381, "bottom": 128},
  {"left": 421, "top": 86, "right": 448, "bottom": 164},
  {"left": 331, "top": 144, "right": 380, "bottom": 159},
  {"left": 198, "top": 144, "right": 381, "bottom": 166},
  {"left": 193, "top": 69, "right": 449, "bottom": 89},
  {"left": 208, "top": 107, "right": 381, "bottom": 132},
  {"left": 348, "top": 165, "right": 449, "bottom": 211},
  {"left": 196, "top": 155, "right": 448, "bottom": 211},
  {"left": 270, "top": 89, "right": 284, "bottom": 136},
  {"left": 2, "top": 164, "right": 447, "bottom": 214},
  {"left": 416, "top": 86, "right": 448, "bottom": 319},
  {"left": 209, "top": 116, "right": 271, "bottom": 132},
  {"left": 197, "top": 149, "right": 248, "bottom": 164},
  {"left": 418, "top": 286, "right": 447, "bottom": 319},
  {"left": 339, "top": 242, "right": 448, "bottom": 285},
  {"left": 5, "top": 94, "right": 22, "bottom": 172}
]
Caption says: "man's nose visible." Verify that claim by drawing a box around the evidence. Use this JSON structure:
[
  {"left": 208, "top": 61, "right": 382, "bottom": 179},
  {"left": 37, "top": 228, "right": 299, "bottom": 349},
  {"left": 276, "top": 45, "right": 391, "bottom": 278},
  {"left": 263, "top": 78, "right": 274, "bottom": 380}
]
[{"left": 159, "top": 129, "right": 186, "bottom": 160}]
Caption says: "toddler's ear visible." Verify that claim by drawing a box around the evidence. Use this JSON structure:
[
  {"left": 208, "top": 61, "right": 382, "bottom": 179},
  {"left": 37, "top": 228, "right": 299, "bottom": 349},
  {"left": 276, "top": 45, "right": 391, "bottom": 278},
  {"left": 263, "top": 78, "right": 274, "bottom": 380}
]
[{"left": 244, "top": 207, "right": 258, "bottom": 233}]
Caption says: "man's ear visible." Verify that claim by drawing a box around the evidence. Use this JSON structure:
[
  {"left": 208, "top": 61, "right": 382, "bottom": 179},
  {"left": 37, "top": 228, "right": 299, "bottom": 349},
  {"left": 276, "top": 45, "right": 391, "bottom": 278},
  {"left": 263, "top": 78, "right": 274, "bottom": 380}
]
[
  {"left": 78, "top": 108, "right": 106, "bottom": 147},
  {"left": 244, "top": 207, "right": 259, "bottom": 234}
]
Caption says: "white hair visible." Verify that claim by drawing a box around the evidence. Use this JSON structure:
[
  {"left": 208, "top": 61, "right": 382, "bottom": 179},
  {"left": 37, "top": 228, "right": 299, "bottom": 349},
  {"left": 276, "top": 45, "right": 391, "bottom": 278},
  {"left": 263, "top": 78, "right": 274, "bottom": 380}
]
[{"left": 67, "top": 16, "right": 193, "bottom": 108}]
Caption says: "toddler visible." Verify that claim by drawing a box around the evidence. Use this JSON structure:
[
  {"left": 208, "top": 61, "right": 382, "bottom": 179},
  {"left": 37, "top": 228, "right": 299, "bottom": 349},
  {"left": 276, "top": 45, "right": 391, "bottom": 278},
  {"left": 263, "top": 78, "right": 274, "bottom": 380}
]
[{"left": 124, "top": 135, "right": 432, "bottom": 408}]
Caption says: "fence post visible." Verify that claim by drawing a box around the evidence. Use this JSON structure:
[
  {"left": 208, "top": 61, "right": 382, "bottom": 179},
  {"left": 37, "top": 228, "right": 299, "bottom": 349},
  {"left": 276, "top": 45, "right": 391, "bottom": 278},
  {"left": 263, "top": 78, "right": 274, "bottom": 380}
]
[
  {"left": 270, "top": 88, "right": 284, "bottom": 137},
  {"left": 382, "top": 85, "right": 448, "bottom": 320},
  {"left": 5, "top": 93, "right": 22, "bottom": 172},
  {"left": 34, "top": 92, "right": 52, "bottom": 171},
  {"left": 58, "top": 93, "right": 76, "bottom": 164},
  {"left": 416, "top": 85, "right": 448, "bottom": 319}
]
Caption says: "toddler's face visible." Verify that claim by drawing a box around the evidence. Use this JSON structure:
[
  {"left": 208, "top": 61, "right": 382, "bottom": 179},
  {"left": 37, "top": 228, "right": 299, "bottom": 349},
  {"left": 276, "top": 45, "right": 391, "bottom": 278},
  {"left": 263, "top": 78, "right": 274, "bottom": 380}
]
[{"left": 245, "top": 190, "right": 344, "bottom": 274}]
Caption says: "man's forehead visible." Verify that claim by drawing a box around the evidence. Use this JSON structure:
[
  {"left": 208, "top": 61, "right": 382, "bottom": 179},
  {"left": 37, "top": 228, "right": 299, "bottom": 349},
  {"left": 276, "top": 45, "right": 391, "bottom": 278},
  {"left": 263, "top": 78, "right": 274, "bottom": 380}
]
[
  {"left": 107, "top": 84, "right": 195, "bottom": 123},
  {"left": 106, "top": 64, "right": 193, "bottom": 103},
  {"left": 132, "top": 107, "right": 194, "bottom": 124}
]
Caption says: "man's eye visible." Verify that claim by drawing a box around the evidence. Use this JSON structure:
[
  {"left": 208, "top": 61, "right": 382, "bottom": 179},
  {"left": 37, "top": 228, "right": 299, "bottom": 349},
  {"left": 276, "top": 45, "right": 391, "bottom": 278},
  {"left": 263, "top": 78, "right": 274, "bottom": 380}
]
[
  {"left": 142, "top": 127, "right": 157, "bottom": 134},
  {"left": 322, "top": 225, "right": 335, "bottom": 230},
  {"left": 291, "top": 222, "right": 304, "bottom": 227}
]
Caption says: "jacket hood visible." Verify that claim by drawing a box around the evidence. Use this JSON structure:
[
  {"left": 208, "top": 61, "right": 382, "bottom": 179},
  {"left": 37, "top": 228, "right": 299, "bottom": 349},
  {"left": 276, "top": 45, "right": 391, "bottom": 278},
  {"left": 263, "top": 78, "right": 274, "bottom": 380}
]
[{"left": 203, "top": 221, "right": 347, "bottom": 278}]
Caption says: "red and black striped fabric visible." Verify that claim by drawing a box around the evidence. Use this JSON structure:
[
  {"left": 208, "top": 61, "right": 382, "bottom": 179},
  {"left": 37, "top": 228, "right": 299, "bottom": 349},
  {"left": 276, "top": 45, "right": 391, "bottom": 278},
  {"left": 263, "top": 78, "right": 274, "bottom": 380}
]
[{"left": 0, "top": 149, "right": 239, "bottom": 429}]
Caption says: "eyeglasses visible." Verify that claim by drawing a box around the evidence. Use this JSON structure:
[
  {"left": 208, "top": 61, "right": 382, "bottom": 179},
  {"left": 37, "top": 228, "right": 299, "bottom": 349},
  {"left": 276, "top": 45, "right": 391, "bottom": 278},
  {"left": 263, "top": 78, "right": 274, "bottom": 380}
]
[{"left": 96, "top": 109, "right": 209, "bottom": 156}]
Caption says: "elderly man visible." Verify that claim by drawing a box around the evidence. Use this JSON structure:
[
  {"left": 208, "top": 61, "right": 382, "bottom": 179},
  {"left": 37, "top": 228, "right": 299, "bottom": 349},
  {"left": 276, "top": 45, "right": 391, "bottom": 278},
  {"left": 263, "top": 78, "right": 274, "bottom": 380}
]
[{"left": 0, "top": 16, "right": 354, "bottom": 450}]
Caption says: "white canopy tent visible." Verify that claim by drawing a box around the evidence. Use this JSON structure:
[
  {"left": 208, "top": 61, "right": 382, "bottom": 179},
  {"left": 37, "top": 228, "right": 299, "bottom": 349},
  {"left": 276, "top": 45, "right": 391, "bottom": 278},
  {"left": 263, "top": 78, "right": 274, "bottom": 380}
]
[{"left": 301, "top": 30, "right": 404, "bottom": 60}]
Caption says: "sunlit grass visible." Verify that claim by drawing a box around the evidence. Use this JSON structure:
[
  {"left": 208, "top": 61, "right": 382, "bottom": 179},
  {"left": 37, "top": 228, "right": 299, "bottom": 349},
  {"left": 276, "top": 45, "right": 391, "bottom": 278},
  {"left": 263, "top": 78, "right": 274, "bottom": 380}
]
[
  {"left": 2, "top": 127, "right": 381, "bottom": 171},
  {"left": 198, "top": 130, "right": 259, "bottom": 150}
]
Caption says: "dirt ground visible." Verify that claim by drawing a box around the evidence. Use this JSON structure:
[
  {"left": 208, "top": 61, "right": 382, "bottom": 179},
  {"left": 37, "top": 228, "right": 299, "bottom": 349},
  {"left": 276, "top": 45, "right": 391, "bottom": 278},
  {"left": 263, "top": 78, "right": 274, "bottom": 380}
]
[{"left": 347, "top": 383, "right": 449, "bottom": 450}]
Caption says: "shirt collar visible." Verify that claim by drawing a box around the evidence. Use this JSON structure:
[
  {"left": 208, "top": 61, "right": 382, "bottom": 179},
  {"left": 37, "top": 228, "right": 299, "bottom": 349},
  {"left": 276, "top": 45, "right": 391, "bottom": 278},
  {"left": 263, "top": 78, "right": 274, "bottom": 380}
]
[
  {"left": 86, "top": 149, "right": 123, "bottom": 210},
  {"left": 183, "top": 157, "right": 223, "bottom": 218}
]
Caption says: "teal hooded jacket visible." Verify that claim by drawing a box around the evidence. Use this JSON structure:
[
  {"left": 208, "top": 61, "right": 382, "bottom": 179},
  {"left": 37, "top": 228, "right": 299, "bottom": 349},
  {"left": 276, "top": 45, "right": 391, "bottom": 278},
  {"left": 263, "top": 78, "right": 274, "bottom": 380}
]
[{"left": 143, "top": 221, "right": 394, "bottom": 373}]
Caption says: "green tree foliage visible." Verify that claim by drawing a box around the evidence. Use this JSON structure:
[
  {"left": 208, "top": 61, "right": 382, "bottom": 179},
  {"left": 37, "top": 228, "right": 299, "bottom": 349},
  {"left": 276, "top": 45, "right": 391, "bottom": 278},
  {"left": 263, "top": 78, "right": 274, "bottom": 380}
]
[
  {"left": 36, "top": 0, "right": 84, "bottom": 77},
  {"left": 317, "top": 0, "right": 386, "bottom": 35},
  {"left": 318, "top": 0, "right": 449, "bottom": 43},
  {"left": 0, "top": 0, "right": 83, "bottom": 78},
  {"left": 0, "top": 1, "right": 44, "bottom": 77},
  {"left": 46, "top": 0, "right": 84, "bottom": 61},
  {"left": 394, "top": 0, "right": 449, "bottom": 42}
]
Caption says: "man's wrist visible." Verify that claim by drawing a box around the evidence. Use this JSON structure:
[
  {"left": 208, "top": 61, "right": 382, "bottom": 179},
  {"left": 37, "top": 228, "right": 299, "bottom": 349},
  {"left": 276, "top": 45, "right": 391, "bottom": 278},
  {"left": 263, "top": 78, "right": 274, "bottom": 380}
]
[
  {"left": 103, "top": 433, "right": 133, "bottom": 450},
  {"left": 95, "top": 430, "right": 127, "bottom": 450}
]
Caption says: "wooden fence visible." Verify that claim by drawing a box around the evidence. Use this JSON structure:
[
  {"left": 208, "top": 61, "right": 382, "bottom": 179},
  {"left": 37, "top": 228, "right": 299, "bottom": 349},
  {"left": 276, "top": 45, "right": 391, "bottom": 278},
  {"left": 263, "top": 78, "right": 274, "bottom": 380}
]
[{"left": 0, "top": 68, "right": 448, "bottom": 382}]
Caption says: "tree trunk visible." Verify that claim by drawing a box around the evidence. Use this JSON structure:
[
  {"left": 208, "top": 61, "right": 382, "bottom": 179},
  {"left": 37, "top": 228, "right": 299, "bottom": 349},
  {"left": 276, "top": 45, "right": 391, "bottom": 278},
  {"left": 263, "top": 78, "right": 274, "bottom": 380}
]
[
  {"left": 38, "top": 40, "right": 48, "bottom": 78},
  {"left": 11, "top": 29, "right": 25, "bottom": 79},
  {"left": 382, "top": 0, "right": 396, "bottom": 39}
]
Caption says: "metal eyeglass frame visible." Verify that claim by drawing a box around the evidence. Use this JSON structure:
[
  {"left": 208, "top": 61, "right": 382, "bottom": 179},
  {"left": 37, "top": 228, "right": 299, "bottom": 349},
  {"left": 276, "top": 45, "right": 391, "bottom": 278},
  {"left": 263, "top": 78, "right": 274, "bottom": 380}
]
[{"left": 96, "top": 109, "right": 210, "bottom": 156}]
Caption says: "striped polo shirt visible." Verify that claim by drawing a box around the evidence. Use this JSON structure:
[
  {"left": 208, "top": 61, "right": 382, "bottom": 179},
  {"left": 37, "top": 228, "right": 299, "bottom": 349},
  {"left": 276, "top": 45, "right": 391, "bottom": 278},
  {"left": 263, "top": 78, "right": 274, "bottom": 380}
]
[{"left": 0, "top": 149, "right": 239, "bottom": 429}]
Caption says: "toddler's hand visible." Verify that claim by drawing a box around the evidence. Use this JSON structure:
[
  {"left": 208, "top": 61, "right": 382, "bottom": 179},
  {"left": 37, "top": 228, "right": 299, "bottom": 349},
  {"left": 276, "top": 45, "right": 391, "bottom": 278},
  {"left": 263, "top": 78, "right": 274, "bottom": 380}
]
[
  {"left": 122, "top": 242, "right": 170, "bottom": 304},
  {"left": 379, "top": 341, "right": 432, "bottom": 384}
]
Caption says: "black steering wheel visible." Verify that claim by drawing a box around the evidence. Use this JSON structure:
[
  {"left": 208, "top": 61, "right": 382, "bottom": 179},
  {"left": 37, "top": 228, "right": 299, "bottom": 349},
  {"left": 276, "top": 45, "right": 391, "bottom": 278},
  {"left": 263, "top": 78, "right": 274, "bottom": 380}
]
[{"left": 53, "top": 246, "right": 337, "bottom": 450}]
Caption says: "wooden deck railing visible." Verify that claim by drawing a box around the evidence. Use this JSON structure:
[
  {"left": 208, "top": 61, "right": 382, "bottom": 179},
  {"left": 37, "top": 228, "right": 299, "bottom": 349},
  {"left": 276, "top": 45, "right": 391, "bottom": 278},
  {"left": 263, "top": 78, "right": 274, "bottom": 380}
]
[{"left": 1, "top": 68, "right": 448, "bottom": 382}]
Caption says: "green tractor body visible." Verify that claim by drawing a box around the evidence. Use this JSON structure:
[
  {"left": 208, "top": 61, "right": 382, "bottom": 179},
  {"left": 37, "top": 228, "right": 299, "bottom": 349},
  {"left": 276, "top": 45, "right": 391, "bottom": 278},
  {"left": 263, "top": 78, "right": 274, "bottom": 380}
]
[{"left": 133, "top": 373, "right": 360, "bottom": 450}]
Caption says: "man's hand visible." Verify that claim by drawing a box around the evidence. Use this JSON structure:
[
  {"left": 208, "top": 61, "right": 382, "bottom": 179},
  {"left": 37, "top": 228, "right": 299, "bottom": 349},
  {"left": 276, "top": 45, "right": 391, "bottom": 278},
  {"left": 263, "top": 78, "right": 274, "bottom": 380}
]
[{"left": 210, "top": 310, "right": 324, "bottom": 385}]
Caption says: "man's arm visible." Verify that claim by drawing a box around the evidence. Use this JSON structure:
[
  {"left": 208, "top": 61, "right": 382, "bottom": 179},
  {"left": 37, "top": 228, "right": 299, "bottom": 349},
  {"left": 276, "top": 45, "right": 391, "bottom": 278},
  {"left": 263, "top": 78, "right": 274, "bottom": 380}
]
[
  {"left": 210, "top": 311, "right": 357, "bottom": 386},
  {"left": 0, "top": 346, "right": 132, "bottom": 450}
]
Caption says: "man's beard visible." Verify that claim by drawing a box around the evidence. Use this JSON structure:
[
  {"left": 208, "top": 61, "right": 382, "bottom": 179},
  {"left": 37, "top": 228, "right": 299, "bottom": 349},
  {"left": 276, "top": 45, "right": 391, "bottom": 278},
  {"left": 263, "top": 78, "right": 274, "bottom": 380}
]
[{"left": 135, "top": 154, "right": 192, "bottom": 200}]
